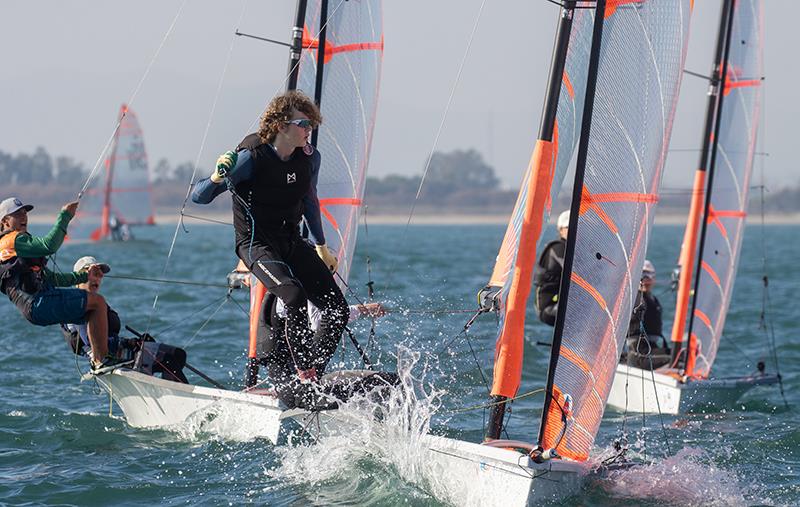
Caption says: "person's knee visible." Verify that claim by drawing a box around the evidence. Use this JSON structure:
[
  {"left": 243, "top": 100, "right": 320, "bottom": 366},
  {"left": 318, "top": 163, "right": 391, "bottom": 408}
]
[
  {"left": 86, "top": 292, "right": 107, "bottom": 312},
  {"left": 271, "top": 282, "right": 307, "bottom": 309}
]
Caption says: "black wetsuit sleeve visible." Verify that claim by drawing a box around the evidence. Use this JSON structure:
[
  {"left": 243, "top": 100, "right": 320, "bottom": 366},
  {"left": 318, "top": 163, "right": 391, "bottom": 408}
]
[
  {"left": 191, "top": 150, "right": 254, "bottom": 204},
  {"left": 302, "top": 149, "right": 326, "bottom": 245}
]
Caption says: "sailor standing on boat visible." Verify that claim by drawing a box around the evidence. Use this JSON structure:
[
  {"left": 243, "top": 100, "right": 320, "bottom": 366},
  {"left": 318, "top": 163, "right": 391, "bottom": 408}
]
[
  {"left": 192, "top": 91, "right": 348, "bottom": 384},
  {"left": 533, "top": 210, "right": 569, "bottom": 326},
  {"left": 0, "top": 197, "right": 114, "bottom": 372}
]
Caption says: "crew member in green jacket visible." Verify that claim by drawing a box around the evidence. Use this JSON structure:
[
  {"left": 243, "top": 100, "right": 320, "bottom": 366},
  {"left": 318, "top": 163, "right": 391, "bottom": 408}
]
[{"left": 0, "top": 197, "right": 112, "bottom": 371}]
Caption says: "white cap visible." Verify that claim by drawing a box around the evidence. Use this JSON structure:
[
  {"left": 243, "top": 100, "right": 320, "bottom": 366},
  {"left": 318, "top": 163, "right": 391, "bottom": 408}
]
[
  {"left": 557, "top": 210, "right": 570, "bottom": 229},
  {"left": 73, "top": 256, "right": 111, "bottom": 274},
  {"left": 642, "top": 259, "right": 655, "bottom": 278},
  {"left": 0, "top": 197, "right": 33, "bottom": 219}
]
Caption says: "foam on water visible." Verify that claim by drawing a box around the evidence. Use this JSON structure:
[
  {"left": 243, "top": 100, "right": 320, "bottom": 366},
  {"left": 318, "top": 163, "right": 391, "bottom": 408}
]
[{"left": 596, "top": 447, "right": 753, "bottom": 506}]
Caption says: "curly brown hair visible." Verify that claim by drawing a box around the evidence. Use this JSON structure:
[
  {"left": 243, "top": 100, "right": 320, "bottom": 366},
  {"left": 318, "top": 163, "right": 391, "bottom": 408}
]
[{"left": 258, "top": 90, "right": 322, "bottom": 144}]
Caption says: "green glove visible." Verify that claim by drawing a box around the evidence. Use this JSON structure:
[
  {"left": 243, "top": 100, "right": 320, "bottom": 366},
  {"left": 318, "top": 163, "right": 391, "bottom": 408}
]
[{"left": 210, "top": 150, "right": 238, "bottom": 183}]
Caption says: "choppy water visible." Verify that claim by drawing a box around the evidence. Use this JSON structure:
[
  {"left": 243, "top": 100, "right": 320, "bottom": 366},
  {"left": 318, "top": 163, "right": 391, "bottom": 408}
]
[{"left": 0, "top": 221, "right": 797, "bottom": 506}]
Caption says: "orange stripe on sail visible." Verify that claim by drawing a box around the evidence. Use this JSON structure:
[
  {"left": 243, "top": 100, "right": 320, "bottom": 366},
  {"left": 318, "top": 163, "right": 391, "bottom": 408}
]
[
  {"left": 562, "top": 70, "right": 575, "bottom": 100},
  {"left": 321, "top": 207, "right": 339, "bottom": 231},
  {"left": 559, "top": 345, "right": 592, "bottom": 376},
  {"left": 589, "top": 192, "right": 659, "bottom": 204},
  {"left": 694, "top": 308, "right": 713, "bottom": 330},
  {"left": 701, "top": 261, "right": 721, "bottom": 287},
  {"left": 490, "top": 140, "right": 555, "bottom": 399},
  {"left": 303, "top": 28, "right": 383, "bottom": 64},
  {"left": 541, "top": 385, "right": 590, "bottom": 462},
  {"left": 684, "top": 333, "right": 699, "bottom": 377},
  {"left": 319, "top": 198, "right": 362, "bottom": 206},
  {"left": 571, "top": 272, "right": 608, "bottom": 311},
  {"left": 706, "top": 205, "right": 729, "bottom": 238},
  {"left": 605, "top": 0, "right": 645, "bottom": 19},
  {"left": 723, "top": 79, "right": 761, "bottom": 96},
  {"left": 579, "top": 187, "right": 619, "bottom": 234}
]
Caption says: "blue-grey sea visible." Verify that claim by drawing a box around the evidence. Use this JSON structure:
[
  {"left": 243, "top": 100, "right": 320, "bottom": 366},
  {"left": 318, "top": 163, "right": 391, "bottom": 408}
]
[{"left": 0, "top": 221, "right": 797, "bottom": 506}]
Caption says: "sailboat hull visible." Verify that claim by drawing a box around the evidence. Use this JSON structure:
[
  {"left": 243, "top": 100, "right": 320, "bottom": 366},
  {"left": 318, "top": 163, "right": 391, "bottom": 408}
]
[
  {"left": 420, "top": 436, "right": 588, "bottom": 505},
  {"left": 606, "top": 364, "right": 779, "bottom": 415},
  {"left": 95, "top": 369, "right": 287, "bottom": 442}
]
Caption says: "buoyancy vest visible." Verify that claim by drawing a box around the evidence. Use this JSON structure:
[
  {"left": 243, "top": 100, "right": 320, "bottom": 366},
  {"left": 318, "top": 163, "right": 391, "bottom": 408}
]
[
  {"left": 232, "top": 134, "right": 316, "bottom": 249},
  {"left": 533, "top": 238, "right": 566, "bottom": 291},
  {"left": 0, "top": 231, "right": 47, "bottom": 313}
]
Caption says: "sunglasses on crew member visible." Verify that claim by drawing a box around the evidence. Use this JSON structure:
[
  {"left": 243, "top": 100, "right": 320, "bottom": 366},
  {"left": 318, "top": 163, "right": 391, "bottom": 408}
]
[{"left": 285, "top": 118, "right": 314, "bottom": 129}]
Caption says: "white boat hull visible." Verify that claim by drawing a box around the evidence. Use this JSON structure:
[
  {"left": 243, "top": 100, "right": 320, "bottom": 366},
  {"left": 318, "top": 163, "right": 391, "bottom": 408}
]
[
  {"left": 607, "top": 364, "right": 779, "bottom": 415},
  {"left": 95, "top": 369, "right": 287, "bottom": 443},
  {"left": 420, "top": 436, "right": 588, "bottom": 505}
]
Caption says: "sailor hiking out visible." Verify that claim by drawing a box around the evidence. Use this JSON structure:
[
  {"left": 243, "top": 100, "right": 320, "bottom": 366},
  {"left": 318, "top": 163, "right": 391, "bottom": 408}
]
[
  {"left": 192, "top": 91, "right": 348, "bottom": 395},
  {"left": 0, "top": 197, "right": 116, "bottom": 372},
  {"left": 61, "top": 255, "right": 188, "bottom": 381}
]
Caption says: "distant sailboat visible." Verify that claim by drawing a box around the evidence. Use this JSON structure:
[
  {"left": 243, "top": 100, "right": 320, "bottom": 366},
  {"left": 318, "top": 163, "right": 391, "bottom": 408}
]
[
  {"left": 607, "top": 0, "right": 779, "bottom": 415},
  {"left": 419, "top": 1, "right": 692, "bottom": 503},
  {"left": 74, "top": 104, "right": 155, "bottom": 242}
]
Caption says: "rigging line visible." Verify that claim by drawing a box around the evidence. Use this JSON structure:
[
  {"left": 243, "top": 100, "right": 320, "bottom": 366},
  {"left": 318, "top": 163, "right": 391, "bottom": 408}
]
[
  {"left": 465, "top": 332, "right": 491, "bottom": 394},
  {"left": 152, "top": 294, "right": 230, "bottom": 338},
  {"left": 79, "top": 0, "right": 189, "bottom": 196},
  {"left": 242, "top": 0, "right": 349, "bottom": 137},
  {"left": 757, "top": 79, "right": 788, "bottom": 408},
  {"left": 434, "top": 308, "right": 487, "bottom": 356},
  {"left": 105, "top": 274, "right": 231, "bottom": 288},
  {"left": 146, "top": 0, "right": 250, "bottom": 335},
  {"left": 179, "top": 294, "right": 232, "bottom": 349},
  {"left": 381, "top": 0, "right": 488, "bottom": 292},
  {"left": 180, "top": 213, "right": 233, "bottom": 226},
  {"left": 445, "top": 388, "right": 545, "bottom": 414},
  {"left": 644, "top": 345, "right": 671, "bottom": 456}
]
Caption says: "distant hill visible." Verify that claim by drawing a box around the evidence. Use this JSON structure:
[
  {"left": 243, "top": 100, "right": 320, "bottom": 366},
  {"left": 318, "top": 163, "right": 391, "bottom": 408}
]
[{"left": 2, "top": 146, "right": 798, "bottom": 216}]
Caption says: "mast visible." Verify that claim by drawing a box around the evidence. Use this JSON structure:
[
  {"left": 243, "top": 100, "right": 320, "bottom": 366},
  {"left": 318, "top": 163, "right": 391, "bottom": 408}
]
[
  {"left": 671, "top": 0, "right": 736, "bottom": 370},
  {"left": 684, "top": 0, "right": 737, "bottom": 376},
  {"left": 99, "top": 105, "right": 125, "bottom": 241},
  {"left": 310, "top": 0, "right": 329, "bottom": 147},
  {"left": 287, "top": 0, "right": 309, "bottom": 90},
  {"left": 485, "top": 0, "right": 577, "bottom": 441},
  {"left": 537, "top": 0, "right": 606, "bottom": 447}
]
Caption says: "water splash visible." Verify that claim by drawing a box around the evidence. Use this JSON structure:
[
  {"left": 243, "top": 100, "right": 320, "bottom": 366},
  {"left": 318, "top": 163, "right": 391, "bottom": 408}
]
[
  {"left": 596, "top": 447, "right": 754, "bottom": 507},
  {"left": 269, "top": 346, "right": 445, "bottom": 504}
]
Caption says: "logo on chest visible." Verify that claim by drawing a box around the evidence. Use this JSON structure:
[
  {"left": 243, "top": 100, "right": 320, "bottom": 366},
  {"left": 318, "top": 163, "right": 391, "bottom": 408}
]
[{"left": 287, "top": 172, "right": 297, "bottom": 184}]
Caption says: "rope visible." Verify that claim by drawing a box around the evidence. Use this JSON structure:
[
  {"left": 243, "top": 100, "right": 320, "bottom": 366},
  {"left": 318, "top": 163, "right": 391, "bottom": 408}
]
[
  {"left": 178, "top": 295, "right": 232, "bottom": 349},
  {"left": 445, "top": 388, "right": 545, "bottom": 414},
  {"left": 79, "top": 0, "right": 189, "bottom": 197},
  {"left": 105, "top": 274, "right": 230, "bottom": 289},
  {"left": 381, "top": 0, "right": 488, "bottom": 291},
  {"left": 756, "top": 74, "right": 788, "bottom": 408},
  {"left": 149, "top": 0, "right": 251, "bottom": 335},
  {"left": 180, "top": 213, "right": 233, "bottom": 226}
]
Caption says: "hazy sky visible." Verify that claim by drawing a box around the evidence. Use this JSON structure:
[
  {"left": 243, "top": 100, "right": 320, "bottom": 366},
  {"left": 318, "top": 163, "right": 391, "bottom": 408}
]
[{"left": 1, "top": 1, "right": 796, "bottom": 192}]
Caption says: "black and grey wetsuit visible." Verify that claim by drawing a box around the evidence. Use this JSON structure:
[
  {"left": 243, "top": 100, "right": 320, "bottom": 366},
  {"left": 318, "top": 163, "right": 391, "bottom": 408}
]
[
  {"left": 192, "top": 134, "right": 347, "bottom": 376},
  {"left": 533, "top": 238, "right": 566, "bottom": 327},
  {"left": 625, "top": 290, "right": 669, "bottom": 370}
]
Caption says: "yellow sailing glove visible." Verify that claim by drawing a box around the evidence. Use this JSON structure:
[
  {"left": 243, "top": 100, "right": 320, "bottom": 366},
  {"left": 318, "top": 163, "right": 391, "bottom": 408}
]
[
  {"left": 315, "top": 244, "right": 338, "bottom": 273},
  {"left": 210, "top": 150, "right": 238, "bottom": 183}
]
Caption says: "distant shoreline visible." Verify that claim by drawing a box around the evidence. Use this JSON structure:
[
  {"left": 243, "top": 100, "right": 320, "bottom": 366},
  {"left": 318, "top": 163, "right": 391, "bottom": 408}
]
[{"left": 25, "top": 211, "right": 800, "bottom": 226}]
